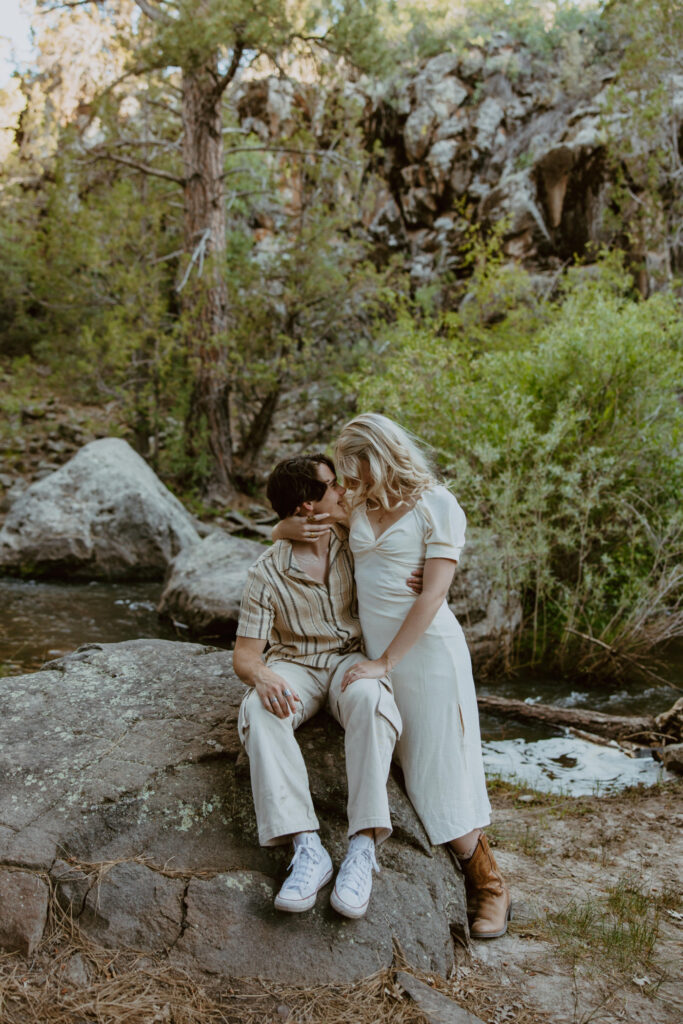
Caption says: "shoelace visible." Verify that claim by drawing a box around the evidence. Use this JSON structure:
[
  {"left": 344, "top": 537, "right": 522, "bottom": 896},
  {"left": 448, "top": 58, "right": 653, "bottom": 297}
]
[
  {"left": 339, "top": 844, "right": 379, "bottom": 897},
  {"left": 283, "top": 841, "right": 321, "bottom": 895}
]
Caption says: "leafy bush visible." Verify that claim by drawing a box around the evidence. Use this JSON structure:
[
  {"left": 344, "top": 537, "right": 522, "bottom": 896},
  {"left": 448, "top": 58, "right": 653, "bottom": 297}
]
[
  {"left": 386, "top": 0, "right": 604, "bottom": 80},
  {"left": 352, "top": 254, "right": 683, "bottom": 675}
]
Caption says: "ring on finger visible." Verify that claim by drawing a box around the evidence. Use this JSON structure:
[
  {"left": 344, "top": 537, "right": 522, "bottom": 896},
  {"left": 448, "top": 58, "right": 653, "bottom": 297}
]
[
  {"left": 269, "top": 696, "right": 278, "bottom": 704},
  {"left": 283, "top": 689, "right": 292, "bottom": 697}
]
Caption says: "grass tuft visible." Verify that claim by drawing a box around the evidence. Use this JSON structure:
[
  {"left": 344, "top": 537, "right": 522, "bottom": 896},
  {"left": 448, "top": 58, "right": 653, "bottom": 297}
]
[{"left": 546, "top": 871, "right": 681, "bottom": 978}]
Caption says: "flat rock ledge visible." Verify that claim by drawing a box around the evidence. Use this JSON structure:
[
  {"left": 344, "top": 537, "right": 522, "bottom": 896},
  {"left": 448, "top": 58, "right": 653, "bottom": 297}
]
[
  {"left": 0, "top": 639, "right": 467, "bottom": 982},
  {"left": 0, "top": 438, "right": 199, "bottom": 580}
]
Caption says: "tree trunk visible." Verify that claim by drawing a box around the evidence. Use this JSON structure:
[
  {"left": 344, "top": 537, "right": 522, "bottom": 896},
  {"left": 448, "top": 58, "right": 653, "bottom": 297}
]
[
  {"left": 232, "top": 386, "right": 282, "bottom": 491},
  {"left": 181, "top": 57, "right": 234, "bottom": 499}
]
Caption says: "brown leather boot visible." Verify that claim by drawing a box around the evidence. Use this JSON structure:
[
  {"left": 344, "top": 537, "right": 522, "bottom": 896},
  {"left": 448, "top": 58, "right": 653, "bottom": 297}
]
[{"left": 458, "top": 833, "right": 511, "bottom": 939}]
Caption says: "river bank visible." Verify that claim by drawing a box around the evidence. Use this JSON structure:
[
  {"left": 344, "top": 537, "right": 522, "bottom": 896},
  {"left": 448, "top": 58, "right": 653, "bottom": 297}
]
[
  {"left": 1, "top": 778, "right": 680, "bottom": 1024},
  {"left": 1, "top": 386, "right": 681, "bottom": 797},
  {"left": 2, "top": 573, "right": 678, "bottom": 796}
]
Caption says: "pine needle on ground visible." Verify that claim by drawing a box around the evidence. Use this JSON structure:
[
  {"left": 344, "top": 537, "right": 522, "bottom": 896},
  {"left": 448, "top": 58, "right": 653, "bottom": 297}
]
[{"left": 0, "top": 885, "right": 552, "bottom": 1024}]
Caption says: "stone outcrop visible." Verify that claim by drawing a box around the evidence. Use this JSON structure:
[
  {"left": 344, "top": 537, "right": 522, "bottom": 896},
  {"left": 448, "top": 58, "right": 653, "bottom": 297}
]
[
  {"left": 0, "top": 438, "right": 199, "bottom": 580},
  {"left": 0, "top": 639, "right": 467, "bottom": 981},
  {"left": 660, "top": 744, "right": 683, "bottom": 776},
  {"left": 234, "top": 35, "right": 681, "bottom": 296},
  {"left": 0, "top": 870, "right": 49, "bottom": 955},
  {"left": 157, "top": 531, "right": 266, "bottom": 638}
]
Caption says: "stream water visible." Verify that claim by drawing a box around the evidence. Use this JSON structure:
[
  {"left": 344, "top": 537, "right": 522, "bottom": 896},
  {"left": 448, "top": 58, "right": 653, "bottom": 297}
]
[{"left": 2, "top": 576, "right": 679, "bottom": 796}]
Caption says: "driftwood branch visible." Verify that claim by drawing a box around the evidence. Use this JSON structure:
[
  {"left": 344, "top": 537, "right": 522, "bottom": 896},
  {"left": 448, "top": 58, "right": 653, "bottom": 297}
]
[{"left": 476, "top": 695, "right": 663, "bottom": 743}]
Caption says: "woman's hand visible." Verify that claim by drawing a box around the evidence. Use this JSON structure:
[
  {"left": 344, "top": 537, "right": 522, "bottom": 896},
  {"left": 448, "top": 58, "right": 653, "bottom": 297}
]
[
  {"left": 272, "top": 513, "right": 331, "bottom": 543},
  {"left": 341, "top": 656, "right": 389, "bottom": 692}
]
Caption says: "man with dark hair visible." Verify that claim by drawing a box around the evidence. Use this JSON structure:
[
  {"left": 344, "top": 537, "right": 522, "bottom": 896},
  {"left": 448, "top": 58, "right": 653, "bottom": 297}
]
[
  {"left": 233, "top": 454, "right": 403, "bottom": 919},
  {"left": 265, "top": 454, "right": 336, "bottom": 520}
]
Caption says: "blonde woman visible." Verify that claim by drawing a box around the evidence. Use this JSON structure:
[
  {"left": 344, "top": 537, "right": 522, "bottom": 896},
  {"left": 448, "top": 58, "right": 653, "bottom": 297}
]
[{"left": 275, "top": 413, "right": 510, "bottom": 938}]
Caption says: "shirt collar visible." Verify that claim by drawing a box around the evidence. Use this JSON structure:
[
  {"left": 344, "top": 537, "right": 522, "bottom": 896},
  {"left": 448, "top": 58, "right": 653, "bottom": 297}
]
[{"left": 275, "top": 523, "right": 347, "bottom": 581}]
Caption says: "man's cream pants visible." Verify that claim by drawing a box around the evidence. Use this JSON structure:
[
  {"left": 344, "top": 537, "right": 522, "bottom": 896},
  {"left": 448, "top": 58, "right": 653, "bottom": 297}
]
[{"left": 237, "top": 652, "right": 402, "bottom": 847}]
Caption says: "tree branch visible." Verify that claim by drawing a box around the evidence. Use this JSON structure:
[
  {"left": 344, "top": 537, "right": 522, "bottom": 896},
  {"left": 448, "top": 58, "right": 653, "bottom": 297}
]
[
  {"left": 85, "top": 151, "right": 185, "bottom": 185},
  {"left": 133, "top": 0, "right": 172, "bottom": 24},
  {"left": 40, "top": 1, "right": 100, "bottom": 10},
  {"left": 108, "top": 137, "right": 182, "bottom": 151},
  {"left": 218, "top": 146, "right": 359, "bottom": 177},
  {"left": 212, "top": 40, "right": 245, "bottom": 100}
]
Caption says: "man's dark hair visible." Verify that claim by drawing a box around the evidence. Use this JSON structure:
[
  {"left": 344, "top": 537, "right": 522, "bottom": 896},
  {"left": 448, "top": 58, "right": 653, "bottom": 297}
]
[{"left": 266, "top": 453, "right": 335, "bottom": 520}]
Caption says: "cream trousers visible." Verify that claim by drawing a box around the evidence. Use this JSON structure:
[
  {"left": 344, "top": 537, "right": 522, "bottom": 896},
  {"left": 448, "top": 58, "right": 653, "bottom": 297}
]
[{"left": 237, "top": 652, "right": 402, "bottom": 847}]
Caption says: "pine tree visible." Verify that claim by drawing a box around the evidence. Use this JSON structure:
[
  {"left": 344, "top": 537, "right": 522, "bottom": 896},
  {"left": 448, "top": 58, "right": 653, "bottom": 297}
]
[{"left": 31, "top": 0, "right": 389, "bottom": 496}]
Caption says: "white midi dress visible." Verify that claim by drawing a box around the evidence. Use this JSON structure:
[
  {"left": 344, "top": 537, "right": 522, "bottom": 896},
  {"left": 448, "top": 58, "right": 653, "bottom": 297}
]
[{"left": 350, "top": 485, "right": 491, "bottom": 844}]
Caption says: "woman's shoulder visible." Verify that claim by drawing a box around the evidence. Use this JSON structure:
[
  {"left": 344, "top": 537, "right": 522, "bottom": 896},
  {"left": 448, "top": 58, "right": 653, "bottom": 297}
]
[
  {"left": 419, "top": 484, "right": 461, "bottom": 511},
  {"left": 418, "top": 485, "right": 466, "bottom": 528}
]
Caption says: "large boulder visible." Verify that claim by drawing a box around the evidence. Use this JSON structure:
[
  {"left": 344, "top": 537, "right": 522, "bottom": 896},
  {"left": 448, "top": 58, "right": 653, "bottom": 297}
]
[
  {"left": 158, "top": 530, "right": 266, "bottom": 637},
  {"left": 450, "top": 530, "right": 523, "bottom": 671},
  {"left": 0, "top": 639, "right": 467, "bottom": 981},
  {"left": 0, "top": 438, "right": 199, "bottom": 579}
]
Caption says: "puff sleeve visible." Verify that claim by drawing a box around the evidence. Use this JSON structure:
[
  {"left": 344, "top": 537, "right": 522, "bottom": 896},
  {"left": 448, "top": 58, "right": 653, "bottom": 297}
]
[{"left": 421, "top": 486, "right": 466, "bottom": 562}]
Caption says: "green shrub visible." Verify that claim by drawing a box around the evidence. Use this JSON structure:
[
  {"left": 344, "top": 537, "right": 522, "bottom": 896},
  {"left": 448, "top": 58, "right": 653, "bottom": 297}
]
[{"left": 352, "top": 254, "right": 683, "bottom": 674}]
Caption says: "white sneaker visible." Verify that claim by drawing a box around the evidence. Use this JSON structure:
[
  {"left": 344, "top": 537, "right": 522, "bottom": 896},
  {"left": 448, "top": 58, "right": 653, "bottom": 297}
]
[
  {"left": 330, "top": 834, "right": 379, "bottom": 919},
  {"left": 274, "top": 833, "right": 333, "bottom": 913}
]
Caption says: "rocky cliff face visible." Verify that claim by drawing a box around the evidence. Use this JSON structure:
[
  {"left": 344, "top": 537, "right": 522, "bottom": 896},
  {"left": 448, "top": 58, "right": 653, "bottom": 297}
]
[{"left": 234, "top": 33, "right": 680, "bottom": 298}]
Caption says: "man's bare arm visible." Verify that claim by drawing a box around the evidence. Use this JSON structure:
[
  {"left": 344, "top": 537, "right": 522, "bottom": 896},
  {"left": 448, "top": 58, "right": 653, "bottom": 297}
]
[{"left": 233, "top": 636, "right": 300, "bottom": 718}]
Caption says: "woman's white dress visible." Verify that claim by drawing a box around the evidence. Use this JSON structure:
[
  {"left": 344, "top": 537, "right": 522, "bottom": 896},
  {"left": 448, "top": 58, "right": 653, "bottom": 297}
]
[{"left": 350, "top": 485, "right": 491, "bottom": 844}]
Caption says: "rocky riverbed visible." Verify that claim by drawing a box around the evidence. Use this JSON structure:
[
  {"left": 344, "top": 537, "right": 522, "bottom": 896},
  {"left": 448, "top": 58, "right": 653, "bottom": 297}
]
[{"left": 0, "top": 435, "right": 523, "bottom": 667}]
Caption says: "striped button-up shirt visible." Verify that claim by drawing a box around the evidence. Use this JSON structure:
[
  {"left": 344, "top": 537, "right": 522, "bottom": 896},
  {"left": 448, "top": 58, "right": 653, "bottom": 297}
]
[{"left": 236, "top": 525, "right": 363, "bottom": 667}]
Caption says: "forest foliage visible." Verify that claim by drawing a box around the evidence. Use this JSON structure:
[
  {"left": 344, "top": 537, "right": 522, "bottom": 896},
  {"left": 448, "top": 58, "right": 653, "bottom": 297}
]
[
  {"left": 1, "top": 0, "right": 681, "bottom": 672},
  {"left": 352, "top": 251, "right": 683, "bottom": 671}
]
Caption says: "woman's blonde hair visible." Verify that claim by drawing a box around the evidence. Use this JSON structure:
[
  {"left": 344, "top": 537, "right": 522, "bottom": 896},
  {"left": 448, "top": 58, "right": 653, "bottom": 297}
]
[{"left": 335, "top": 412, "right": 437, "bottom": 512}]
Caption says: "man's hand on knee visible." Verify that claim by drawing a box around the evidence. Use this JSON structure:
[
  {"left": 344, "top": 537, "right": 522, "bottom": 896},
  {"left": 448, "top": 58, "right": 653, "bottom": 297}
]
[
  {"left": 255, "top": 672, "right": 300, "bottom": 718},
  {"left": 234, "top": 637, "right": 300, "bottom": 718}
]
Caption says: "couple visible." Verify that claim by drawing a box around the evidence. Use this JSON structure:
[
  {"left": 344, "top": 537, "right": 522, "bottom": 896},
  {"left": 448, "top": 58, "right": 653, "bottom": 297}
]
[{"left": 233, "top": 413, "right": 510, "bottom": 937}]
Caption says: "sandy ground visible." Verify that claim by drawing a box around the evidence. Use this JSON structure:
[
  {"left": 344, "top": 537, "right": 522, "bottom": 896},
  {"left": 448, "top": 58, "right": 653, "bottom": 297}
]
[
  {"left": 1, "top": 779, "right": 680, "bottom": 1024},
  {"left": 444, "top": 778, "right": 683, "bottom": 1024}
]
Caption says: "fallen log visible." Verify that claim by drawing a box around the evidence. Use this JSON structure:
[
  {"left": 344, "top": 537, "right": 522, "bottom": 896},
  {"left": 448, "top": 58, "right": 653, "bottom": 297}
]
[{"left": 476, "top": 695, "right": 670, "bottom": 744}]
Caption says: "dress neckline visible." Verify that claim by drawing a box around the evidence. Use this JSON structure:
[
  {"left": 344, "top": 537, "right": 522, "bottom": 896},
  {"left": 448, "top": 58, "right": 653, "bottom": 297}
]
[{"left": 361, "top": 500, "right": 419, "bottom": 543}]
